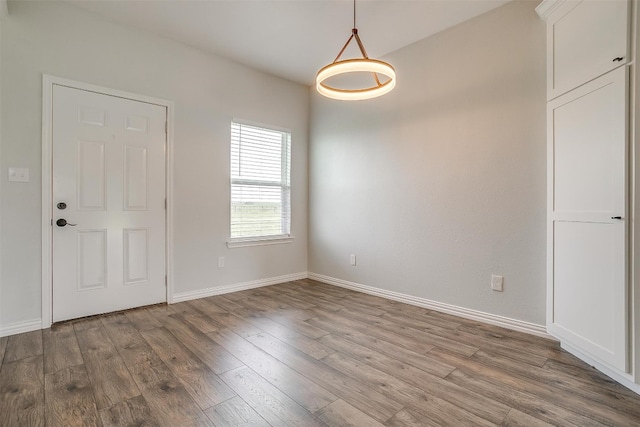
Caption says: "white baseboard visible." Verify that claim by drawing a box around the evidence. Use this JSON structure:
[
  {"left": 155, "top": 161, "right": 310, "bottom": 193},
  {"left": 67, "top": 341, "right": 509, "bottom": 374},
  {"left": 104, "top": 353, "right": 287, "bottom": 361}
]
[
  {"left": 561, "top": 341, "right": 640, "bottom": 395},
  {"left": 0, "top": 318, "right": 43, "bottom": 338},
  {"left": 172, "top": 272, "right": 309, "bottom": 303},
  {"left": 308, "top": 272, "right": 553, "bottom": 340}
]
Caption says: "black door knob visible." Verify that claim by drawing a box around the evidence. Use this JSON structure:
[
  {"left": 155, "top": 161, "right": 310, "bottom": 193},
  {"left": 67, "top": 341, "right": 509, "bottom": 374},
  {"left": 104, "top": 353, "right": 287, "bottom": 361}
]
[{"left": 56, "top": 219, "right": 77, "bottom": 227}]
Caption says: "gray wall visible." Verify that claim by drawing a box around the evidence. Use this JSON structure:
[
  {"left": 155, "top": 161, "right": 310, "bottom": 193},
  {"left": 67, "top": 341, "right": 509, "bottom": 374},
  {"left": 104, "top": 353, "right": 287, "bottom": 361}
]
[
  {"left": 0, "top": 1, "right": 309, "bottom": 328},
  {"left": 309, "top": 0, "right": 547, "bottom": 324}
]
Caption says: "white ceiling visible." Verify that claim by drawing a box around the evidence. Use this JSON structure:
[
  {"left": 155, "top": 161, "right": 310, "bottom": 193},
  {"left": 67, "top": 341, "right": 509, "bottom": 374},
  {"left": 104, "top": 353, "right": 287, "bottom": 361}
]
[{"left": 66, "top": 0, "right": 511, "bottom": 86}]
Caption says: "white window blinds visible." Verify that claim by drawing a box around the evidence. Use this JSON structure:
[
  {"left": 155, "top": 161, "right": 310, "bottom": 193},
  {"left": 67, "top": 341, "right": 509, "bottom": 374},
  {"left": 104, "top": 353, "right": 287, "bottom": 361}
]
[{"left": 230, "top": 122, "right": 291, "bottom": 239}]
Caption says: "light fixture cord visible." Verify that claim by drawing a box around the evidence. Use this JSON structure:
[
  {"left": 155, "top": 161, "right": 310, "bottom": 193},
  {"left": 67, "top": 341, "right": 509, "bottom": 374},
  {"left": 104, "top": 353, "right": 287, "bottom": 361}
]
[{"left": 353, "top": 0, "right": 356, "bottom": 29}]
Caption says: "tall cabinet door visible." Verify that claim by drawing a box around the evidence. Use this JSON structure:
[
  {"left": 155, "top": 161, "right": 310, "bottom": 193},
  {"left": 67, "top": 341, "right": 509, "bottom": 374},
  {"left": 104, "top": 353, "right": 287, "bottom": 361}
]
[{"left": 548, "top": 66, "right": 628, "bottom": 371}]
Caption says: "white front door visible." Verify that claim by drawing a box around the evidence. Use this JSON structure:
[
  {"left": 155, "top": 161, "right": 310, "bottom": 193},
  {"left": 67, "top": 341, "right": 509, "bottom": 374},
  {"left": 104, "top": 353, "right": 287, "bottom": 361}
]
[
  {"left": 52, "top": 84, "right": 167, "bottom": 322},
  {"left": 547, "top": 67, "right": 628, "bottom": 371}
]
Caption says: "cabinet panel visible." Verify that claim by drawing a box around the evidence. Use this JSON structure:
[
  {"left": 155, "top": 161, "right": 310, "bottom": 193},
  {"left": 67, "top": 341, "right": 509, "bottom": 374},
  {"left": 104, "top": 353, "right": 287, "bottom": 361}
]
[
  {"left": 553, "top": 221, "right": 623, "bottom": 367},
  {"left": 548, "top": 67, "right": 628, "bottom": 372},
  {"left": 547, "top": 0, "right": 628, "bottom": 100},
  {"left": 553, "top": 71, "right": 625, "bottom": 212}
]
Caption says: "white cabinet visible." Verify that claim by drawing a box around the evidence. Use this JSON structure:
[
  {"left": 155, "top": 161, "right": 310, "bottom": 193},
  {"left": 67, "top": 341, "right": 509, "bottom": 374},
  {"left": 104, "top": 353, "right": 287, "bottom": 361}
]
[
  {"left": 538, "top": 0, "right": 637, "bottom": 388},
  {"left": 547, "top": 67, "right": 628, "bottom": 371},
  {"left": 540, "top": 0, "right": 629, "bottom": 100}
]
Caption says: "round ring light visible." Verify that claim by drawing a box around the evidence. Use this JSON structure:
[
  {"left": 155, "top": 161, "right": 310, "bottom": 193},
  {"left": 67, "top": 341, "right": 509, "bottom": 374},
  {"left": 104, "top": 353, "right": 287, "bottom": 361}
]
[{"left": 316, "top": 59, "right": 396, "bottom": 101}]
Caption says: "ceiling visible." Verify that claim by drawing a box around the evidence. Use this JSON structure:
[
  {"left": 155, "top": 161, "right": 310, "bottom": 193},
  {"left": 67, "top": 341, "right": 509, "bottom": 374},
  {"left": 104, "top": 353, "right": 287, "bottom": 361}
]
[{"left": 66, "top": 0, "right": 511, "bottom": 86}]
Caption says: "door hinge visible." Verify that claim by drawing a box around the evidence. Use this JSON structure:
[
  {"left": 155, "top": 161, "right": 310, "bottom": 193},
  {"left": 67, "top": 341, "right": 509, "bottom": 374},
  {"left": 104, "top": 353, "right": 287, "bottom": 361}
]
[
  {"left": 165, "top": 122, "right": 168, "bottom": 134},
  {"left": 165, "top": 275, "right": 167, "bottom": 287},
  {"left": 165, "top": 198, "right": 167, "bottom": 210}
]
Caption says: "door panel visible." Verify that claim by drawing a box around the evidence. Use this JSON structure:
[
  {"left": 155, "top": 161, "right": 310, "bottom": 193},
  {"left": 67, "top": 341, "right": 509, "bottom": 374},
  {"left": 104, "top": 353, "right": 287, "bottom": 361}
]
[
  {"left": 123, "top": 228, "right": 149, "bottom": 285},
  {"left": 124, "top": 145, "right": 148, "bottom": 210},
  {"left": 548, "top": 67, "right": 628, "bottom": 371},
  {"left": 554, "top": 222, "right": 617, "bottom": 354},
  {"left": 548, "top": 0, "right": 629, "bottom": 99},
  {"left": 52, "top": 85, "right": 166, "bottom": 322},
  {"left": 77, "top": 229, "right": 107, "bottom": 291},
  {"left": 553, "top": 77, "right": 621, "bottom": 212},
  {"left": 78, "top": 140, "right": 107, "bottom": 211}
]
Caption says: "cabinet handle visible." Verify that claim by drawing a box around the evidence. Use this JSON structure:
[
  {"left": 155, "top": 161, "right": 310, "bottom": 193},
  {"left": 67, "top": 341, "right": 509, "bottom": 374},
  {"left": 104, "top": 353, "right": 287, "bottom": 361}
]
[
  {"left": 611, "top": 216, "right": 623, "bottom": 220},
  {"left": 613, "top": 57, "right": 624, "bottom": 62}
]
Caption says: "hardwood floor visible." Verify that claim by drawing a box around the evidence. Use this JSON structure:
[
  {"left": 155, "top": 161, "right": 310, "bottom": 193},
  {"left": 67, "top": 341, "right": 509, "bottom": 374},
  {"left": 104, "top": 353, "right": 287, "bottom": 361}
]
[{"left": 1, "top": 279, "right": 639, "bottom": 426}]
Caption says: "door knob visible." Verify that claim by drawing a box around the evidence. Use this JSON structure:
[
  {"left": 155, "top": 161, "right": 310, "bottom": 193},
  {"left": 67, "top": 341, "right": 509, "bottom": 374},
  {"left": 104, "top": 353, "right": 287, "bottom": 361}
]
[{"left": 56, "top": 218, "right": 77, "bottom": 227}]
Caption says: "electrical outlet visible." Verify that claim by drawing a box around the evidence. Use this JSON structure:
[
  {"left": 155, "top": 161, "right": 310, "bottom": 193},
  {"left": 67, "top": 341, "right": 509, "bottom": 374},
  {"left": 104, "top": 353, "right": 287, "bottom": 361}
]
[
  {"left": 217, "top": 256, "right": 225, "bottom": 268},
  {"left": 491, "top": 275, "right": 503, "bottom": 292},
  {"left": 350, "top": 254, "right": 356, "bottom": 266}
]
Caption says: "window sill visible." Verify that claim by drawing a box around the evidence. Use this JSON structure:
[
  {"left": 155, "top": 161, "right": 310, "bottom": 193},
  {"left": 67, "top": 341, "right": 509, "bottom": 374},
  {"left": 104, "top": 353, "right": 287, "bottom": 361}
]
[{"left": 227, "top": 235, "right": 294, "bottom": 248}]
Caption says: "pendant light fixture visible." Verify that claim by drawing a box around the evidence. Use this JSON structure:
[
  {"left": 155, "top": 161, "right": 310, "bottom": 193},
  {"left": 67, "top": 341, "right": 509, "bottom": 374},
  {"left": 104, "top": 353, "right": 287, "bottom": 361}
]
[{"left": 316, "top": 0, "right": 396, "bottom": 101}]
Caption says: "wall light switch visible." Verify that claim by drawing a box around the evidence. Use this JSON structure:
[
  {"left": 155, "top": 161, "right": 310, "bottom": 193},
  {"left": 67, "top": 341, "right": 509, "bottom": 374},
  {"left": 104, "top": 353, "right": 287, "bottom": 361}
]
[
  {"left": 350, "top": 254, "right": 356, "bottom": 266},
  {"left": 217, "top": 256, "right": 225, "bottom": 268},
  {"left": 491, "top": 275, "right": 504, "bottom": 292},
  {"left": 8, "top": 167, "right": 29, "bottom": 183}
]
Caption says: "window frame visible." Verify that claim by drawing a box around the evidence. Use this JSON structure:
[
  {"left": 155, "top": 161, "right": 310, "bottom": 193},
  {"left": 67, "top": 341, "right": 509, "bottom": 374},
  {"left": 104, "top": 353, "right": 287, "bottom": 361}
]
[{"left": 227, "top": 120, "right": 293, "bottom": 248}]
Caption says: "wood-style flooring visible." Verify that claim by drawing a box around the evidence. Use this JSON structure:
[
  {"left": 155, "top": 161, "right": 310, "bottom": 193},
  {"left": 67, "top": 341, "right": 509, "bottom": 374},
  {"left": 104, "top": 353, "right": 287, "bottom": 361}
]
[{"left": 1, "top": 279, "right": 639, "bottom": 426}]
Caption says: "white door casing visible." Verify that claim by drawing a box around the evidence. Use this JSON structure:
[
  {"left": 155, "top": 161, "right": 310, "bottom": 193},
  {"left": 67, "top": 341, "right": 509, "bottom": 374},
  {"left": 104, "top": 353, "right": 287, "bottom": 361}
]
[
  {"left": 42, "top": 77, "right": 173, "bottom": 325},
  {"left": 547, "top": 66, "right": 628, "bottom": 371}
]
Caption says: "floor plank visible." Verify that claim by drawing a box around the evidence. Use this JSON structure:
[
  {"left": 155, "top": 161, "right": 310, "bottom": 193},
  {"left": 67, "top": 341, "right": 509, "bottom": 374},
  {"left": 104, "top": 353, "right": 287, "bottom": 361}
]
[
  {"left": 75, "top": 325, "right": 140, "bottom": 410},
  {"left": 208, "top": 328, "right": 338, "bottom": 412},
  {"left": 386, "top": 403, "right": 495, "bottom": 427},
  {"left": 315, "top": 399, "right": 385, "bottom": 427},
  {"left": 100, "top": 313, "right": 208, "bottom": 425},
  {"left": 4, "top": 330, "right": 43, "bottom": 363},
  {"left": 231, "top": 309, "right": 335, "bottom": 359},
  {"left": 169, "top": 302, "right": 221, "bottom": 333},
  {"left": 502, "top": 408, "right": 555, "bottom": 427},
  {"left": 247, "top": 331, "right": 403, "bottom": 423},
  {"left": 543, "top": 357, "right": 640, "bottom": 400},
  {"left": 0, "top": 355, "right": 45, "bottom": 427},
  {"left": 72, "top": 317, "right": 104, "bottom": 332},
  {"left": 44, "top": 364, "right": 100, "bottom": 426},
  {"left": 315, "top": 326, "right": 453, "bottom": 378},
  {"left": 431, "top": 347, "right": 634, "bottom": 426},
  {"left": 322, "top": 350, "right": 509, "bottom": 425},
  {"left": 445, "top": 368, "right": 602, "bottom": 426},
  {"left": 204, "top": 396, "right": 270, "bottom": 427},
  {"left": 201, "top": 310, "right": 263, "bottom": 338},
  {"left": 140, "top": 326, "right": 236, "bottom": 409},
  {"left": 385, "top": 408, "right": 441, "bottom": 427},
  {"left": 309, "top": 309, "right": 441, "bottom": 355},
  {"left": 99, "top": 395, "right": 159, "bottom": 427},
  {"left": 125, "top": 307, "right": 164, "bottom": 331},
  {"left": 220, "top": 365, "right": 327, "bottom": 427},
  {"left": 337, "top": 307, "right": 479, "bottom": 357},
  {"left": 205, "top": 295, "right": 247, "bottom": 313},
  {"left": 43, "top": 323, "right": 83, "bottom": 374},
  {"left": 158, "top": 313, "right": 244, "bottom": 374},
  {"left": 0, "top": 335, "right": 8, "bottom": 366},
  {"left": 471, "top": 348, "right": 640, "bottom": 418},
  {"left": 267, "top": 313, "right": 331, "bottom": 339}
]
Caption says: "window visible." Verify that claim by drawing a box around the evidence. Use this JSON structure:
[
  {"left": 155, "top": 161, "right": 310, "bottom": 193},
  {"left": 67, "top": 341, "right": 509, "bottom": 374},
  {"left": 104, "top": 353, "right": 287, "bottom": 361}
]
[{"left": 229, "top": 121, "right": 291, "bottom": 246}]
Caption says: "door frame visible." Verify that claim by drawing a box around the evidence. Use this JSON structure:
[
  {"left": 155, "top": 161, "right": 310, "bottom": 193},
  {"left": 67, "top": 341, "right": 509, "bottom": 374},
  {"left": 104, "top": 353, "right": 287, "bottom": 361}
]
[{"left": 41, "top": 75, "right": 175, "bottom": 328}]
